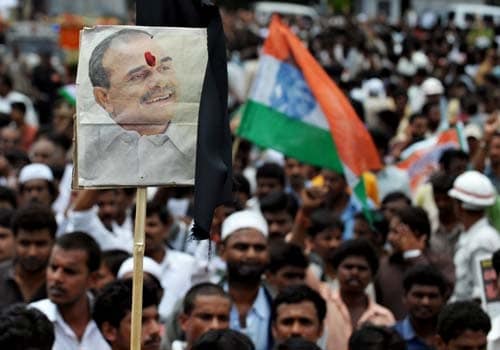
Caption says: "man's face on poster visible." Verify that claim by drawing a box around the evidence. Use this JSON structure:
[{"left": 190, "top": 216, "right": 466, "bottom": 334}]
[{"left": 93, "top": 34, "right": 179, "bottom": 135}]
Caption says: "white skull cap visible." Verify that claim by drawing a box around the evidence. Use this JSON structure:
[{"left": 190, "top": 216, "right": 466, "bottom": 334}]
[{"left": 221, "top": 210, "right": 269, "bottom": 241}]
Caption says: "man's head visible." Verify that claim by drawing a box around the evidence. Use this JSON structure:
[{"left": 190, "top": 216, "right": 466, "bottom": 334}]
[
  {"left": 307, "top": 208, "right": 343, "bottom": 262},
  {"left": 93, "top": 249, "right": 130, "bottom": 292},
  {"left": 28, "top": 138, "right": 58, "bottom": 166},
  {"left": 220, "top": 210, "right": 269, "bottom": 285},
  {"left": 381, "top": 191, "right": 411, "bottom": 223},
  {"left": 97, "top": 189, "right": 119, "bottom": 231},
  {"left": 259, "top": 191, "right": 297, "bottom": 239},
  {"left": 18, "top": 163, "right": 58, "bottom": 207},
  {"left": 353, "top": 211, "right": 387, "bottom": 250},
  {"left": 402, "top": 265, "right": 447, "bottom": 323},
  {"left": 191, "top": 329, "right": 255, "bottom": 350},
  {"left": 46, "top": 232, "right": 101, "bottom": 307},
  {"left": 448, "top": 170, "right": 496, "bottom": 216},
  {"left": 489, "top": 132, "right": 500, "bottom": 167},
  {"left": 435, "top": 301, "right": 491, "bottom": 350},
  {"left": 321, "top": 169, "right": 348, "bottom": 201},
  {"left": 255, "top": 163, "right": 286, "bottom": 199},
  {"left": 90, "top": 29, "right": 178, "bottom": 135},
  {"left": 438, "top": 149, "right": 468, "bottom": 178},
  {"left": 330, "top": 239, "right": 379, "bottom": 294},
  {"left": 93, "top": 279, "right": 161, "bottom": 350},
  {"left": 408, "top": 113, "right": 428, "bottom": 140},
  {"left": 141, "top": 201, "right": 172, "bottom": 256},
  {"left": 349, "top": 325, "right": 406, "bottom": 350},
  {"left": 10, "top": 101, "right": 26, "bottom": 125},
  {"left": 12, "top": 205, "right": 57, "bottom": 274},
  {"left": 387, "top": 206, "right": 430, "bottom": 254},
  {"left": 284, "top": 157, "right": 305, "bottom": 191},
  {"left": 430, "top": 172, "right": 456, "bottom": 219},
  {"left": 0, "top": 208, "right": 14, "bottom": 262},
  {"left": 266, "top": 242, "right": 308, "bottom": 294},
  {"left": 0, "top": 304, "right": 54, "bottom": 350},
  {"left": 0, "top": 127, "right": 20, "bottom": 153},
  {"left": 179, "top": 283, "right": 232, "bottom": 348},
  {"left": 271, "top": 284, "right": 326, "bottom": 343}
]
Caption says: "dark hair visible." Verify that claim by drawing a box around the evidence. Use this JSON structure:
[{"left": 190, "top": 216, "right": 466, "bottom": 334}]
[
  {"left": 330, "top": 239, "right": 379, "bottom": 274},
  {"left": 0, "top": 74, "right": 13, "bottom": 89},
  {"left": 233, "top": 173, "right": 251, "bottom": 198},
  {"left": 272, "top": 284, "right": 326, "bottom": 323},
  {"left": 307, "top": 208, "right": 344, "bottom": 237},
  {"left": 0, "top": 304, "right": 54, "bottom": 350},
  {"left": 430, "top": 172, "right": 455, "bottom": 194},
  {"left": 101, "top": 249, "right": 131, "bottom": 277},
  {"left": 93, "top": 279, "right": 159, "bottom": 330},
  {"left": 403, "top": 265, "right": 448, "bottom": 296},
  {"left": 256, "top": 162, "right": 286, "bottom": 187},
  {"left": 274, "top": 338, "right": 321, "bottom": 350},
  {"left": 183, "top": 283, "right": 231, "bottom": 315},
  {"left": 437, "top": 301, "right": 491, "bottom": 343},
  {"left": 0, "top": 186, "right": 17, "bottom": 209},
  {"left": 0, "top": 208, "right": 14, "bottom": 228},
  {"left": 191, "top": 329, "right": 255, "bottom": 350},
  {"left": 438, "top": 149, "right": 468, "bottom": 172},
  {"left": 89, "top": 28, "right": 153, "bottom": 88},
  {"left": 349, "top": 324, "right": 406, "bottom": 350},
  {"left": 11, "top": 205, "right": 57, "bottom": 238},
  {"left": 422, "top": 101, "right": 439, "bottom": 116},
  {"left": 18, "top": 178, "right": 58, "bottom": 203},
  {"left": 409, "top": 112, "right": 427, "bottom": 124},
  {"left": 10, "top": 101, "right": 26, "bottom": 115},
  {"left": 493, "top": 249, "right": 500, "bottom": 275},
  {"left": 260, "top": 191, "right": 298, "bottom": 218},
  {"left": 395, "top": 206, "right": 431, "bottom": 237},
  {"left": 268, "top": 242, "right": 308, "bottom": 273},
  {"left": 134, "top": 201, "right": 171, "bottom": 224},
  {"left": 56, "top": 232, "right": 101, "bottom": 273},
  {"left": 381, "top": 191, "right": 411, "bottom": 206}
]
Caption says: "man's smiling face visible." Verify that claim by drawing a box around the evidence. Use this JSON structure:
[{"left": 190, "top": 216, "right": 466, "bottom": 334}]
[{"left": 97, "top": 34, "right": 179, "bottom": 135}]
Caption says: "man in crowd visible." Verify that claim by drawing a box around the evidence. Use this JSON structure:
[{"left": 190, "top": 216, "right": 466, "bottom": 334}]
[
  {"left": 435, "top": 301, "right": 491, "bottom": 350},
  {"left": 448, "top": 170, "right": 500, "bottom": 301},
  {"left": 0, "top": 208, "right": 14, "bottom": 262},
  {"left": 0, "top": 205, "right": 57, "bottom": 309},
  {"left": 174, "top": 283, "right": 232, "bottom": 350},
  {"left": 376, "top": 206, "right": 454, "bottom": 319},
  {"left": 0, "top": 304, "right": 55, "bottom": 349},
  {"left": 316, "top": 239, "right": 395, "bottom": 350},
  {"left": 65, "top": 189, "right": 133, "bottom": 252},
  {"left": 259, "top": 191, "right": 296, "bottom": 240},
  {"left": 18, "top": 163, "right": 58, "bottom": 208},
  {"left": 394, "top": 265, "right": 448, "bottom": 350},
  {"left": 93, "top": 279, "right": 162, "bottom": 350},
  {"left": 271, "top": 284, "right": 326, "bottom": 345},
  {"left": 31, "top": 232, "right": 109, "bottom": 349},
  {"left": 265, "top": 242, "right": 308, "bottom": 297},
  {"left": 220, "top": 209, "right": 272, "bottom": 350},
  {"left": 140, "top": 201, "right": 203, "bottom": 321}
]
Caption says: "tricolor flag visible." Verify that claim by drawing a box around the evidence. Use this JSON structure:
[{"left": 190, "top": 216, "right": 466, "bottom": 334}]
[
  {"left": 397, "top": 127, "right": 466, "bottom": 193},
  {"left": 237, "top": 17, "right": 381, "bottom": 210},
  {"left": 58, "top": 84, "right": 76, "bottom": 107}
]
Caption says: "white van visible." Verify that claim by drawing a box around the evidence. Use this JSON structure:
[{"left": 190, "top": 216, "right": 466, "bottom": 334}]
[
  {"left": 253, "top": 1, "right": 320, "bottom": 26},
  {"left": 443, "top": 3, "right": 500, "bottom": 29}
]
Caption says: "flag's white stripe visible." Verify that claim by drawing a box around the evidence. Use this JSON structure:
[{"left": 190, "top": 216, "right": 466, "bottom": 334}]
[{"left": 249, "top": 54, "right": 329, "bottom": 130}]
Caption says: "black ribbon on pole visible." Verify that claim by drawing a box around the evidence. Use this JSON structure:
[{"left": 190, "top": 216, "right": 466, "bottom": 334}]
[{"left": 136, "top": 0, "right": 232, "bottom": 240}]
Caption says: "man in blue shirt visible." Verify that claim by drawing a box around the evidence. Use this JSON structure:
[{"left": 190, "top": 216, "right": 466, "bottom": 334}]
[{"left": 394, "top": 265, "right": 448, "bottom": 350}]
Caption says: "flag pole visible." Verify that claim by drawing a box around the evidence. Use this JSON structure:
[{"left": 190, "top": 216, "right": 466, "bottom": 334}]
[
  {"left": 232, "top": 137, "right": 241, "bottom": 163},
  {"left": 130, "top": 187, "right": 147, "bottom": 350}
]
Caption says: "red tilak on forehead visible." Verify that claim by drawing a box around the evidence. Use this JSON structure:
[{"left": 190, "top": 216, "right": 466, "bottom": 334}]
[{"left": 144, "top": 51, "right": 156, "bottom": 67}]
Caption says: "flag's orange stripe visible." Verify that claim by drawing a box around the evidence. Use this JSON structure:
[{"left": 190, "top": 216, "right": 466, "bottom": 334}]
[{"left": 263, "top": 17, "right": 382, "bottom": 175}]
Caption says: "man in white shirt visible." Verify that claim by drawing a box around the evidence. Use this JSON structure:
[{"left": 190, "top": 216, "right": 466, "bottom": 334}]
[
  {"left": 93, "top": 279, "right": 162, "bottom": 350},
  {"left": 31, "top": 232, "right": 110, "bottom": 350},
  {"left": 448, "top": 171, "right": 500, "bottom": 301},
  {"left": 140, "top": 201, "right": 205, "bottom": 321},
  {"left": 65, "top": 189, "right": 133, "bottom": 253}
]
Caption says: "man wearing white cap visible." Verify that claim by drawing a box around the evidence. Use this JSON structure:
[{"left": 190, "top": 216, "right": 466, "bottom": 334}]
[
  {"left": 448, "top": 170, "right": 500, "bottom": 301},
  {"left": 220, "top": 210, "right": 272, "bottom": 350},
  {"left": 18, "top": 163, "right": 57, "bottom": 208}
]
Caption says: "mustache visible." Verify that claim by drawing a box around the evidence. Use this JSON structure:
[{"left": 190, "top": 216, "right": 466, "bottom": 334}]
[
  {"left": 143, "top": 333, "right": 161, "bottom": 348},
  {"left": 140, "top": 86, "right": 176, "bottom": 104}
]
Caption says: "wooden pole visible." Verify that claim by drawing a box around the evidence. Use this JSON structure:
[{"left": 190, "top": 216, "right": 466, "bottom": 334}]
[
  {"left": 232, "top": 136, "right": 241, "bottom": 163},
  {"left": 130, "top": 187, "right": 147, "bottom": 350}
]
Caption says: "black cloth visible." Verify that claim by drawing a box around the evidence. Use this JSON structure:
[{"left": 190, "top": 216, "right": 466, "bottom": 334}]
[
  {"left": 136, "top": 0, "right": 232, "bottom": 240},
  {"left": 0, "top": 260, "right": 47, "bottom": 311}
]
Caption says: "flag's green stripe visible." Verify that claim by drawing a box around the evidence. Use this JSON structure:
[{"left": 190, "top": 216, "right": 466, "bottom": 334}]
[
  {"left": 238, "top": 100, "right": 343, "bottom": 173},
  {"left": 353, "top": 179, "right": 373, "bottom": 224}
]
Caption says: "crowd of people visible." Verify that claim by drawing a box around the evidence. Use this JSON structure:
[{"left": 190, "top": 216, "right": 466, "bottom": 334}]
[{"left": 0, "top": 3, "right": 499, "bottom": 350}]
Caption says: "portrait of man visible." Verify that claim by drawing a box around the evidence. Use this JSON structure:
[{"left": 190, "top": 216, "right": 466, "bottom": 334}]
[{"left": 75, "top": 26, "right": 208, "bottom": 187}]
